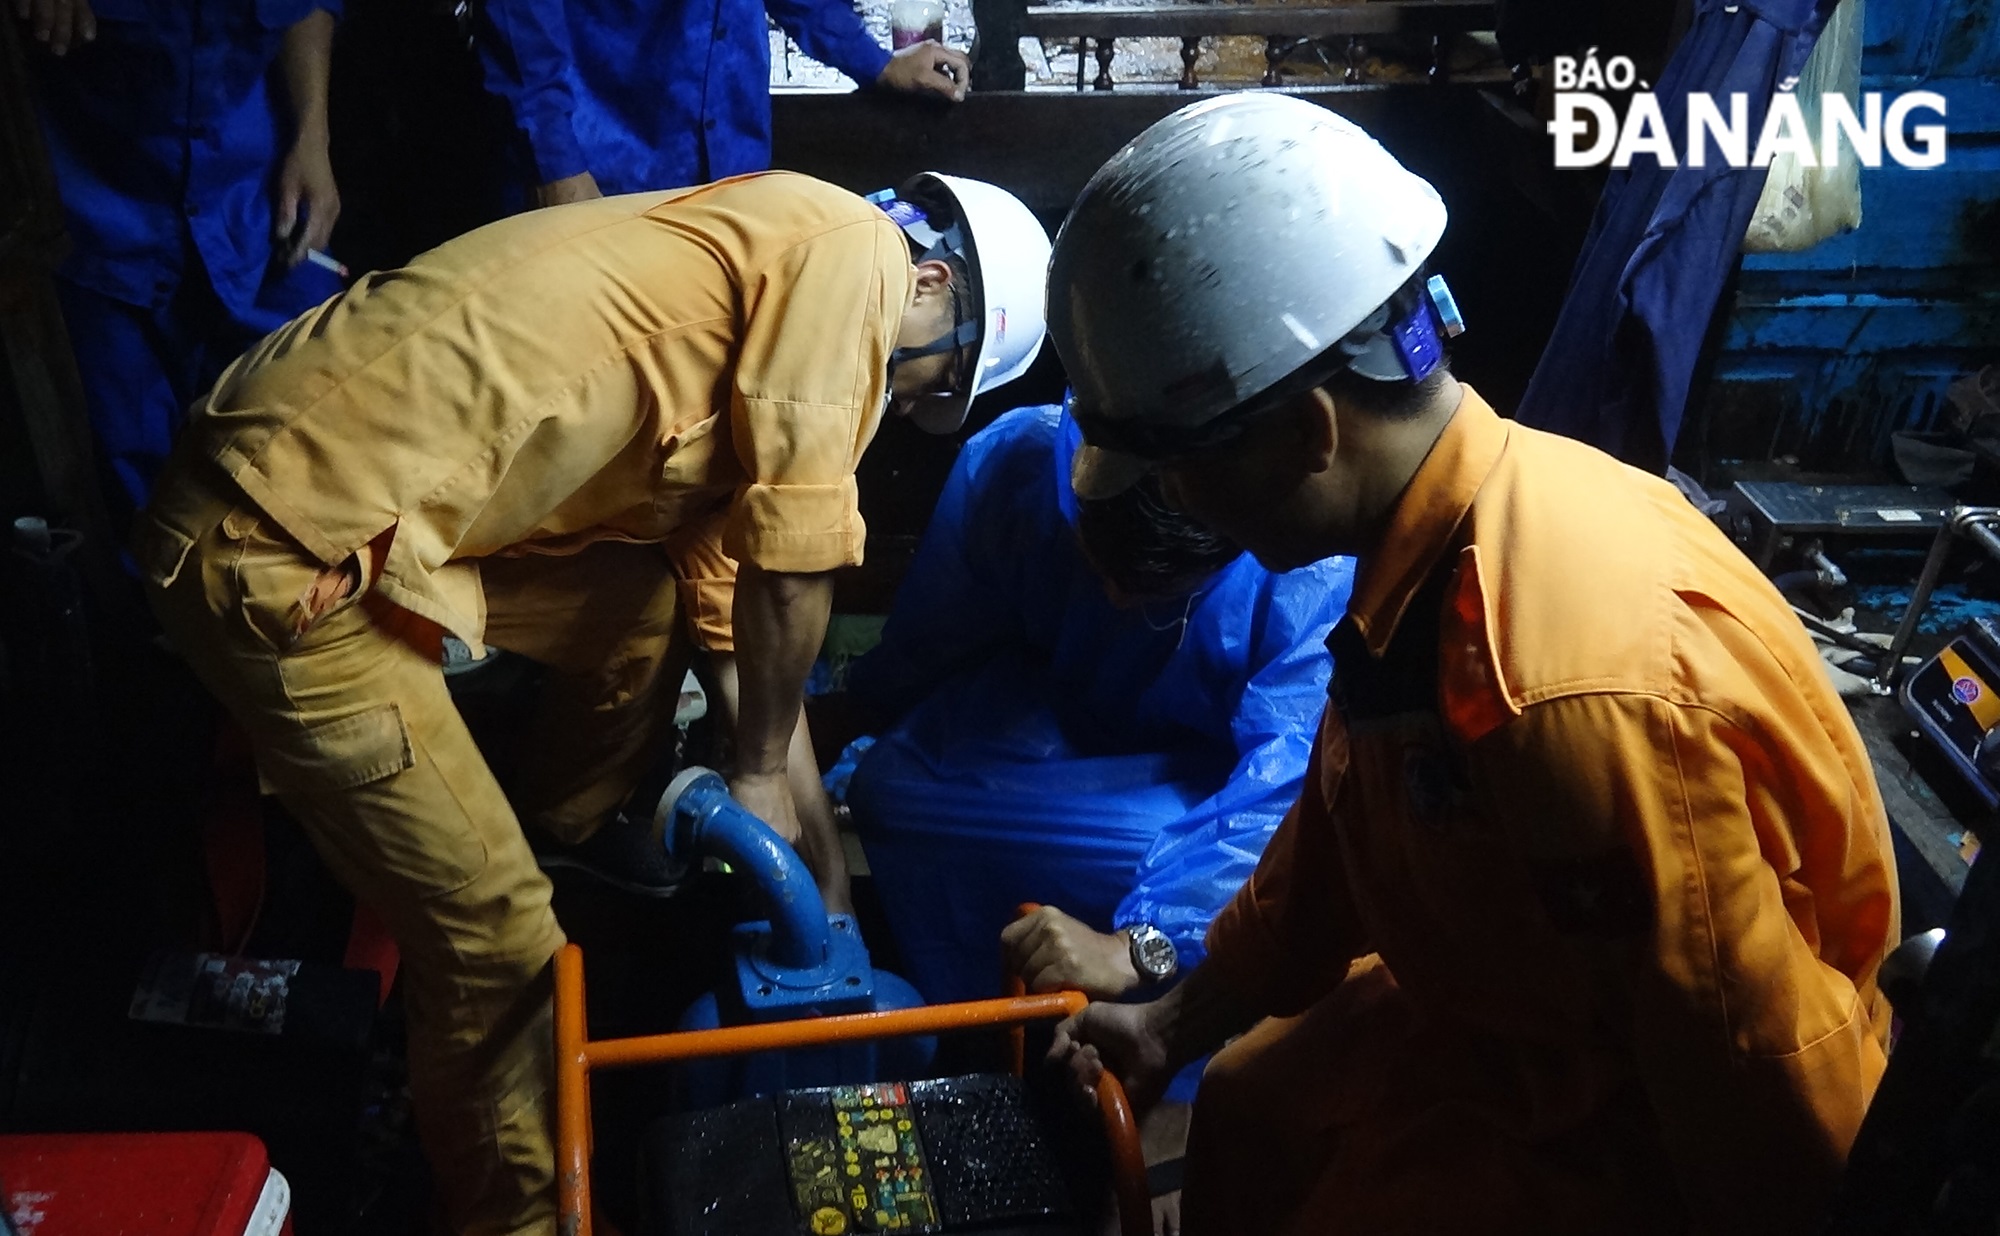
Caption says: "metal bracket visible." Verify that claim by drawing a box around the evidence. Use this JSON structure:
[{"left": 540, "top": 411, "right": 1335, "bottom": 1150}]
[{"left": 1876, "top": 506, "right": 2000, "bottom": 685}]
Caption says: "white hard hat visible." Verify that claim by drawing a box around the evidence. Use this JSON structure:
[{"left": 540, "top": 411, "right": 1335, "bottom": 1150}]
[
  {"left": 1049, "top": 95, "right": 1449, "bottom": 483},
  {"left": 884, "top": 172, "right": 1052, "bottom": 435}
]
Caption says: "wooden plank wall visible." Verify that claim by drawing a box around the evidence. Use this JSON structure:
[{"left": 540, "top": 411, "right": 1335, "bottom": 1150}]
[{"left": 1690, "top": 0, "right": 2000, "bottom": 476}]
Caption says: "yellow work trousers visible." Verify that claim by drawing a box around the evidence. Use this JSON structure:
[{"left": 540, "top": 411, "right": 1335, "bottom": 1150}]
[{"left": 144, "top": 493, "right": 689, "bottom": 1236}]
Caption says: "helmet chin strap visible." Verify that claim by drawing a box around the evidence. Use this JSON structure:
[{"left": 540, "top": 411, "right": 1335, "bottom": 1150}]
[
  {"left": 889, "top": 316, "right": 978, "bottom": 371},
  {"left": 874, "top": 185, "right": 980, "bottom": 379}
]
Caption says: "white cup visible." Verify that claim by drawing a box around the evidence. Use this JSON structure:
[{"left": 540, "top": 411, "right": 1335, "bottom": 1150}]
[{"left": 890, "top": 0, "right": 945, "bottom": 48}]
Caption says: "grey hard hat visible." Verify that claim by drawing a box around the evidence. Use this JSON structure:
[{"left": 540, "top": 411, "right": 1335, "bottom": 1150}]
[{"left": 1049, "top": 94, "right": 1448, "bottom": 451}]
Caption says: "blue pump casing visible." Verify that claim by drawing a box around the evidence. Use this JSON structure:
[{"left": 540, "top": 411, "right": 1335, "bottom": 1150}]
[{"left": 656, "top": 768, "right": 932, "bottom": 1105}]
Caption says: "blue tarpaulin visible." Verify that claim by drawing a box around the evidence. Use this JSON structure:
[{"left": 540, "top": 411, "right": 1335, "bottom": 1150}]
[{"left": 1514, "top": 0, "right": 1838, "bottom": 469}]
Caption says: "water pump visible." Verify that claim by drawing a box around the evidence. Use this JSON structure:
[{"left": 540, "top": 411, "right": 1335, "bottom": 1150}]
[{"left": 654, "top": 767, "right": 931, "bottom": 1104}]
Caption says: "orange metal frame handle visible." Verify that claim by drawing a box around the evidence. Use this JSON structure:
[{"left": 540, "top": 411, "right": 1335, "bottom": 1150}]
[
  {"left": 1008, "top": 902, "right": 1152, "bottom": 1236},
  {"left": 554, "top": 942, "right": 1151, "bottom": 1236}
]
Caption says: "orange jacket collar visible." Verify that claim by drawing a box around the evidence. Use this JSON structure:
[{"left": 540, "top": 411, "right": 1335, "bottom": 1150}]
[{"left": 1347, "top": 385, "right": 1508, "bottom": 658}]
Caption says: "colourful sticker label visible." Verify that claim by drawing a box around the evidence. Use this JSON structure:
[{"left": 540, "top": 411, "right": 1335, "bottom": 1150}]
[
  {"left": 1954, "top": 676, "right": 1983, "bottom": 704},
  {"left": 129, "top": 951, "right": 301, "bottom": 1036}
]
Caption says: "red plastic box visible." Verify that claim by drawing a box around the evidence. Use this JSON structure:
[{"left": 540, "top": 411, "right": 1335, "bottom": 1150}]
[{"left": 0, "top": 1132, "right": 291, "bottom": 1235}]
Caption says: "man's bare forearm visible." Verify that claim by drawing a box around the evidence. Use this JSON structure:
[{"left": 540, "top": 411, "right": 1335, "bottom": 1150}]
[
  {"left": 280, "top": 9, "right": 333, "bottom": 144},
  {"left": 730, "top": 563, "right": 834, "bottom": 778},
  {"left": 703, "top": 651, "right": 850, "bottom": 898},
  {"left": 1151, "top": 962, "right": 1265, "bottom": 1073},
  {"left": 788, "top": 712, "right": 852, "bottom": 908}
]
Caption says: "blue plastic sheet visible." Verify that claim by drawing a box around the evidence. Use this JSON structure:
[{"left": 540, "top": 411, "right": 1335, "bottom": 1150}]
[{"left": 845, "top": 406, "right": 1353, "bottom": 1095}]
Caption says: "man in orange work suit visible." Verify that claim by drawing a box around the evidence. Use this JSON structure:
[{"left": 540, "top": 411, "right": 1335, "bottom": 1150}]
[
  {"left": 133, "top": 169, "right": 1050, "bottom": 1234},
  {"left": 1048, "top": 96, "right": 1898, "bottom": 1235}
]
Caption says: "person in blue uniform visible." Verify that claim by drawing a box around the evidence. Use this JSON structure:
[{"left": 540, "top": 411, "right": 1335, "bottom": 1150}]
[
  {"left": 22, "top": 0, "right": 344, "bottom": 534},
  {"left": 477, "top": 0, "right": 970, "bottom": 207},
  {"left": 844, "top": 401, "right": 1354, "bottom": 1015}
]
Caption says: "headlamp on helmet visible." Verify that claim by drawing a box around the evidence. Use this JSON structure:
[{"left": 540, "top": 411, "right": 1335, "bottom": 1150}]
[{"left": 1341, "top": 273, "right": 1468, "bottom": 384}]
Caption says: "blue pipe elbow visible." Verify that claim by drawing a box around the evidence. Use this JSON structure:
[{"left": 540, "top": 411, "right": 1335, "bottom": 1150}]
[{"left": 654, "top": 766, "right": 830, "bottom": 971}]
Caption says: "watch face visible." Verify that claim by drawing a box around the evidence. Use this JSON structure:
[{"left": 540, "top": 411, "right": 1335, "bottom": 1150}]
[{"left": 1132, "top": 930, "right": 1177, "bottom": 979}]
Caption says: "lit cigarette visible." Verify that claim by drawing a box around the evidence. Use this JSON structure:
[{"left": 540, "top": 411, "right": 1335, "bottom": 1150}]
[{"left": 306, "top": 248, "right": 350, "bottom": 279}]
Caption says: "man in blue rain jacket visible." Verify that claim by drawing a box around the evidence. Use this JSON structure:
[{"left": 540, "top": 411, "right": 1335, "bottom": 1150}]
[
  {"left": 845, "top": 403, "right": 1354, "bottom": 1036},
  {"left": 478, "top": 0, "right": 970, "bottom": 207},
  {"left": 23, "top": 0, "right": 344, "bottom": 532}
]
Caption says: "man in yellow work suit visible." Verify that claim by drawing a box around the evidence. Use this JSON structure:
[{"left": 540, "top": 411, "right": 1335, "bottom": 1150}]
[
  {"left": 1049, "top": 96, "right": 1898, "bottom": 1235},
  {"left": 133, "top": 169, "right": 1050, "bottom": 1235}
]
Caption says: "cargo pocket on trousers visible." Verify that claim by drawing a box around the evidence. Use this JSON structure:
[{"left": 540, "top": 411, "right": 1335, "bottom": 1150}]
[
  {"left": 255, "top": 702, "right": 491, "bottom": 898},
  {"left": 257, "top": 702, "right": 416, "bottom": 796}
]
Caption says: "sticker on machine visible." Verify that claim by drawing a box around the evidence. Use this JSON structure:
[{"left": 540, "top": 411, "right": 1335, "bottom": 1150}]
[
  {"left": 1953, "top": 676, "right": 1984, "bottom": 705},
  {"left": 6, "top": 1188, "right": 51, "bottom": 1235},
  {"left": 128, "top": 951, "right": 302, "bottom": 1036}
]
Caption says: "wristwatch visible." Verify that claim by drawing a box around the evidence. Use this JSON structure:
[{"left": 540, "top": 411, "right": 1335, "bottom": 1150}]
[{"left": 1125, "top": 923, "right": 1180, "bottom": 984}]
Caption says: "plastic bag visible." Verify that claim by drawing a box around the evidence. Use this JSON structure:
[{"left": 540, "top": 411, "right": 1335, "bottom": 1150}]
[
  {"left": 1743, "top": 0, "right": 1865, "bottom": 253},
  {"left": 843, "top": 406, "right": 1350, "bottom": 997}
]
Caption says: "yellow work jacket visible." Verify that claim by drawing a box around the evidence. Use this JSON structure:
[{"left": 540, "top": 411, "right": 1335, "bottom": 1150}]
[
  {"left": 140, "top": 171, "right": 914, "bottom": 651},
  {"left": 1206, "top": 388, "right": 1899, "bottom": 1233}
]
